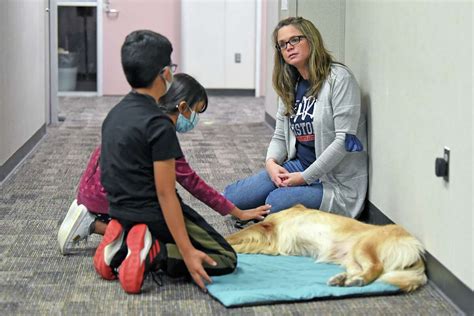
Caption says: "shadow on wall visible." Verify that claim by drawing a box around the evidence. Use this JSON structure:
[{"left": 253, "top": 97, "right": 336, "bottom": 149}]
[
  {"left": 362, "top": 93, "right": 372, "bottom": 184},
  {"left": 357, "top": 93, "right": 372, "bottom": 223}
]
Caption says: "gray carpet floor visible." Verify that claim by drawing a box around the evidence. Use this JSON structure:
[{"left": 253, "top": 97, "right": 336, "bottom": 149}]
[{"left": 0, "top": 95, "right": 460, "bottom": 315}]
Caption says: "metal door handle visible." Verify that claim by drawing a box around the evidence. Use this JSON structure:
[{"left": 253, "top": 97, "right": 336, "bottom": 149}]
[
  {"left": 104, "top": 0, "right": 120, "bottom": 17},
  {"left": 106, "top": 8, "right": 119, "bottom": 15}
]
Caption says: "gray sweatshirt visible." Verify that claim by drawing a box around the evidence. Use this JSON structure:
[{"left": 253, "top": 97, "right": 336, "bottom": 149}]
[{"left": 266, "top": 63, "right": 368, "bottom": 218}]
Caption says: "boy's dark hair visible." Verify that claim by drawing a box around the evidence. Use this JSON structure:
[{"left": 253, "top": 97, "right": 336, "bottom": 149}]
[
  {"left": 121, "top": 30, "right": 173, "bottom": 88},
  {"left": 158, "top": 73, "right": 208, "bottom": 114}
]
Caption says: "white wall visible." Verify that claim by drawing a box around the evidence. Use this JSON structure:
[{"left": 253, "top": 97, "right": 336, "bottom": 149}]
[
  {"left": 345, "top": 1, "right": 473, "bottom": 289},
  {"left": 0, "top": 0, "right": 48, "bottom": 166},
  {"left": 297, "top": 0, "right": 346, "bottom": 63},
  {"left": 263, "top": 0, "right": 280, "bottom": 120},
  {"left": 181, "top": 0, "right": 256, "bottom": 89}
]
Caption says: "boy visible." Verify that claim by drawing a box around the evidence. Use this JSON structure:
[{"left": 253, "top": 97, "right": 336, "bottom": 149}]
[{"left": 95, "top": 30, "right": 236, "bottom": 294}]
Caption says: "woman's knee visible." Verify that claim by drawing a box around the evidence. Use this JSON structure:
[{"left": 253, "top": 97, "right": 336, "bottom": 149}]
[
  {"left": 223, "top": 170, "right": 275, "bottom": 208},
  {"left": 222, "top": 181, "right": 237, "bottom": 200},
  {"left": 265, "top": 189, "right": 292, "bottom": 213},
  {"left": 265, "top": 186, "right": 323, "bottom": 213}
]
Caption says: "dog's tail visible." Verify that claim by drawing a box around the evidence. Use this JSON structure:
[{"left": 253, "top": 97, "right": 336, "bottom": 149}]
[
  {"left": 226, "top": 221, "right": 279, "bottom": 255},
  {"left": 379, "top": 258, "right": 427, "bottom": 292},
  {"left": 378, "top": 232, "right": 427, "bottom": 292}
]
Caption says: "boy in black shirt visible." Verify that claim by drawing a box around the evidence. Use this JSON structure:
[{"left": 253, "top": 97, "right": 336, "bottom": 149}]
[{"left": 95, "top": 30, "right": 236, "bottom": 294}]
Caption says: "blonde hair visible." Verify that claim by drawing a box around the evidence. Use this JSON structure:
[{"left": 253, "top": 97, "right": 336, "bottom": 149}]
[{"left": 272, "top": 17, "right": 334, "bottom": 115}]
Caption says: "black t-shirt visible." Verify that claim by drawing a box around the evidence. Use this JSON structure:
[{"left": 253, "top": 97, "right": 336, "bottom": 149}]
[{"left": 100, "top": 92, "right": 183, "bottom": 222}]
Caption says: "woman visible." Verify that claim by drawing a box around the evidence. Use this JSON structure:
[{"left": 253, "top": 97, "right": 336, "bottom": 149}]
[
  {"left": 58, "top": 73, "right": 270, "bottom": 256},
  {"left": 224, "top": 17, "right": 367, "bottom": 218}
]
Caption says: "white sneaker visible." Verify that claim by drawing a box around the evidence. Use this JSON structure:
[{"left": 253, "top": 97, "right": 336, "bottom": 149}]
[{"left": 58, "top": 199, "right": 95, "bottom": 255}]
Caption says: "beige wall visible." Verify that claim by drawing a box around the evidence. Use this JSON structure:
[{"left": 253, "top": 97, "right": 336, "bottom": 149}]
[
  {"left": 345, "top": 0, "right": 472, "bottom": 289},
  {"left": 0, "top": 0, "right": 48, "bottom": 166}
]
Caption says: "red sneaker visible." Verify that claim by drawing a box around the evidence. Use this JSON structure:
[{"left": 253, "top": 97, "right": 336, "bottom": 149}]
[
  {"left": 93, "top": 219, "right": 126, "bottom": 280},
  {"left": 118, "top": 224, "right": 165, "bottom": 294}
]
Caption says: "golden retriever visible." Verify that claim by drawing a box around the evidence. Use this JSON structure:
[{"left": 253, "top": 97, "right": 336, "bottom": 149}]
[{"left": 226, "top": 205, "right": 427, "bottom": 292}]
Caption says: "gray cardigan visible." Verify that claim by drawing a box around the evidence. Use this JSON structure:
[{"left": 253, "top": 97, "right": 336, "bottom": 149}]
[{"left": 266, "top": 63, "right": 368, "bottom": 218}]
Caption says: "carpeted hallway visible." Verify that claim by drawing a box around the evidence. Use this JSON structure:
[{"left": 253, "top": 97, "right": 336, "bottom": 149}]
[{"left": 0, "top": 96, "right": 460, "bottom": 314}]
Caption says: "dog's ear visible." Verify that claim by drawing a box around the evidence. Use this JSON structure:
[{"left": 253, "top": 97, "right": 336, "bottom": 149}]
[{"left": 261, "top": 222, "right": 274, "bottom": 231}]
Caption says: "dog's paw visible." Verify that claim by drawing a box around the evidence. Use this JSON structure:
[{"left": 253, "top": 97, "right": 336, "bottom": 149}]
[
  {"left": 327, "top": 273, "right": 347, "bottom": 286},
  {"left": 344, "top": 276, "right": 365, "bottom": 287}
]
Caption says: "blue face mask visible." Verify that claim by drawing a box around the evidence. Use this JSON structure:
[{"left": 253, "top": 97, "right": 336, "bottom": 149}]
[{"left": 176, "top": 109, "right": 199, "bottom": 133}]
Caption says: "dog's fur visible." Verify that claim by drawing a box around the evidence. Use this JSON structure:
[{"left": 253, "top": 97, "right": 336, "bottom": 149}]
[{"left": 226, "top": 205, "right": 427, "bottom": 292}]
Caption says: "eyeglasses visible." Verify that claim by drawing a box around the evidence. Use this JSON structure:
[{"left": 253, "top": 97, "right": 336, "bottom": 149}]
[
  {"left": 178, "top": 102, "right": 207, "bottom": 114},
  {"left": 276, "top": 35, "right": 306, "bottom": 51},
  {"left": 169, "top": 63, "right": 178, "bottom": 73},
  {"left": 161, "top": 63, "right": 178, "bottom": 74}
]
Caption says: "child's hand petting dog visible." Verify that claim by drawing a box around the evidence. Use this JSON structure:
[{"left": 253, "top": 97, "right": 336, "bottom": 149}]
[
  {"left": 231, "top": 205, "right": 271, "bottom": 230},
  {"left": 231, "top": 205, "right": 271, "bottom": 222}
]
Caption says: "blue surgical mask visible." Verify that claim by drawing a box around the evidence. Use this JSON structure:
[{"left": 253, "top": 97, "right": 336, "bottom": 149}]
[{"left": 176, "top": 109, "right": 199, "bottom": 133}]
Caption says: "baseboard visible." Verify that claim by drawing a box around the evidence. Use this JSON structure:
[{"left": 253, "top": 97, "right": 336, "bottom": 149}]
[
  {"left": 265, "top": 112, "right": 276, "bottom": 129},
  {"left": 357, "top": 201, "right": 393, "bottom": 225},
  {"left": 424, "top": 252, "right": 473, "bottom": 315},
  {"left": 0, "top": 124, "right": 46, "bottom": 184},
  {"left": 360, "top": 201, "right": 473, "bottom": 315},
  {"left": 206, "top": 89, "right": 255, "bottom": 97}
]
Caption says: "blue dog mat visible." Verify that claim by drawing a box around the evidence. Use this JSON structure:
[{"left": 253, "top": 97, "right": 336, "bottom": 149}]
[{"left": 207, "top": 254, "right": 400, "bottom": 307}]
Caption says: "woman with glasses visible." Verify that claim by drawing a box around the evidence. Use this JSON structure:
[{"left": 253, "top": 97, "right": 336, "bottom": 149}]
[{"left": 224, "top": 17, "right": 367, "bottom": 221}]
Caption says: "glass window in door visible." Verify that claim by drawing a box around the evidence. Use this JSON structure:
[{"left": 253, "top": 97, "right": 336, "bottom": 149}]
[{"left": 58, "top": 6, "right": 97, "bottom": 92}]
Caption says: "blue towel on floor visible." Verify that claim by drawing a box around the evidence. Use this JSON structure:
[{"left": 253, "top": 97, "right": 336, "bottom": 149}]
[{"left": 207, "top": 254, "right": 400, "bottom": 307}]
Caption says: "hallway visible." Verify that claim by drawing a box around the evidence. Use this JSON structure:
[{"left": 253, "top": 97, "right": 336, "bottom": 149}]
[{"left": 0, "top": 96, "right": 459, "bottom": 314}]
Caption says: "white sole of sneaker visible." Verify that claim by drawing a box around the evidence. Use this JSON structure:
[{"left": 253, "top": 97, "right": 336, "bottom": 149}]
[
  {"left": 104, "top": 230, "right": 125, "bottom": 266},
  {"left": 119, "top": 225, "right": 153, "bottom": 294},
  {"left": 93, "top": 219, "right": 124, "bottom": 280},
  {"left": 57, "top": 199, "right": 88, "bottom": 255}
]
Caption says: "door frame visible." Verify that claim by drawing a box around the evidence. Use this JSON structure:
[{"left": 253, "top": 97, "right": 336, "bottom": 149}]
[
  {"left": 255, "top": 0, "right": 262, "bottom": 97},
  {"left": 48, "top": 0, "right": 103, "bottom": 123},
  {"left": 48, "top": 0, "right": 58, "bottom": 124}
]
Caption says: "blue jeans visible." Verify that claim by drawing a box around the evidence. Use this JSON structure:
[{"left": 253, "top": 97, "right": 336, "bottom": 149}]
[{"left": 223, "top": 159, "right": 323, "bottom": 213}]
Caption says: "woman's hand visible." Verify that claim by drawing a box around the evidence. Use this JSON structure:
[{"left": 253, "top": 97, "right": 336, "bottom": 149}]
[
  {"left": 278, "top": 172, "right": 306, "bottom": 187},
  {"left": 266, "top": 159, "right": 289, "bottom": 187},
  {"left": 181, "top": 247, "right": 217, "bottom": 292},
  {"left": 230, "top": 205, "right": 271, "bottom": 221}
]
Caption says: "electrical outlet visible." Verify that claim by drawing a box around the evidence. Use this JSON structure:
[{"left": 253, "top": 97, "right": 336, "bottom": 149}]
[
  {"left": 235, "top": 53, "right": 241, "bottom": 63},
  {"left": 435, "top": 147, "right": 450, "bottom": 181},
  {"left": 443, "top": 147, "right": 450, "bottom": 182}
]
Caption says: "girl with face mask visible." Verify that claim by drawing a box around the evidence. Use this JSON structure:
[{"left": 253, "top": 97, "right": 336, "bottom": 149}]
[
  {"left": 157, "top": 72, "right": 204, "bottom": 133},
  {"left": 58, "top": 73, "right": 270, "bottom": 257}
]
